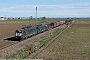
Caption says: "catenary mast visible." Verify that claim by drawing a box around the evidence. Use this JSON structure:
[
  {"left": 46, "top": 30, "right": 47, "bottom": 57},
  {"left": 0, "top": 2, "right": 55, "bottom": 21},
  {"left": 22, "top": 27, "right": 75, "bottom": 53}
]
[{"left": 36, "top": 7, "right": 37, "bottom": 25}]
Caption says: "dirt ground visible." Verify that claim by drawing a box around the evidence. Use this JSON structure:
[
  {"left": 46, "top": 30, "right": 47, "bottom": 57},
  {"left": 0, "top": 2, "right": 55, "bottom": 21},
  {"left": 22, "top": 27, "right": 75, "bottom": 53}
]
[
  {"left": 72, "top": 24, "right": 90, "bottom": 27},
  {"left": 77, "top": 18, "right": 90, "bottom": 21},
  {"left": 0, "top": 22, "right": 32, "bottom": 39}
]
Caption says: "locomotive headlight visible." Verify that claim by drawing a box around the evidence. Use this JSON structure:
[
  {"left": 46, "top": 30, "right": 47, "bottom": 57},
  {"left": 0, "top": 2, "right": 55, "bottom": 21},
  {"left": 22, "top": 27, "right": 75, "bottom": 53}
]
[{"left": 15, "top": 33, "right": 18, "bottom": 36}]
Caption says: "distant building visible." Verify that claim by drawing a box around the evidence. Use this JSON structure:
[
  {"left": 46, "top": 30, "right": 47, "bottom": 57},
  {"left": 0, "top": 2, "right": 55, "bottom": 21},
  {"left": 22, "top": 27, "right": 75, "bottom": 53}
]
[{"left": 0, "top": 17, "right": 7, "bottom": 20}]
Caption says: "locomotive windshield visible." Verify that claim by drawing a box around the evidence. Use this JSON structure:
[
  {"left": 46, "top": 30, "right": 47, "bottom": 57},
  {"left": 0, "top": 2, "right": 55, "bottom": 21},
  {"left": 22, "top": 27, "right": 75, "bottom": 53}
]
[{"left": 16, "top": 30, "right": 22, "bottom": 33}]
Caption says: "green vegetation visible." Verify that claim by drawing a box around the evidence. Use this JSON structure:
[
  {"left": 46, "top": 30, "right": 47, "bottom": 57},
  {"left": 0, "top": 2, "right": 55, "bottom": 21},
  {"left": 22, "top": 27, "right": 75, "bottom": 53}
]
[
  {"left": 2, "top": 18, "right": 72, "bottom": 59},
  {"left": 58, "top": 27, "right": 90, "bottom": 56},
  {"left": 6, "top": 45, "right": 35, "bottom": 59},
  {"left": 0, "top": 35, "right": 14, "bottom": 40},
  {"left": 74, "top": 20, "right": 90, "bottom": 24},
  {"left": 0, "top": 18, "right": 66, "bottom": 23},
  {"left": 6, "top": 25, "right": 66, "bottom": 59},
  {"left": 50, "top": 21, "right": 90, "bottom": 57},
  {"left": 3, "top": 18, "right": 90, "bottom": 59},
  {"left": 36, "top": 28, "right": 66, "bottom": 50},
  {"left": 0, "top": 19, "right": 35, "bottom": 23}
]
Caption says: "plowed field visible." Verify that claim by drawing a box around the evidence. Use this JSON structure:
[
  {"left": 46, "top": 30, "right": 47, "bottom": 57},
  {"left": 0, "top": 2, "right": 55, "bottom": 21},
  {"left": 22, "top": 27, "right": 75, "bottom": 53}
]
[{"left": 0, "top": 22, "right": 31, "bottom": 40}]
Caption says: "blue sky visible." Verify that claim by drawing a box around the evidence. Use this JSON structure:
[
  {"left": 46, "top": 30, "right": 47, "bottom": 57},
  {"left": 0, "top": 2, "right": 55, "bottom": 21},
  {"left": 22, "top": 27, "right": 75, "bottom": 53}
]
[{"left": 0, "top": 0, "right": 90, "bottom": 17}]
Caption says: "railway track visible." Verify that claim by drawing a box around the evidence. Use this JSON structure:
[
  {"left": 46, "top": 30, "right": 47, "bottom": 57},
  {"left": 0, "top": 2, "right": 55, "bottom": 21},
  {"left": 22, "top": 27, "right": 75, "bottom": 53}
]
[
  {"left": 0, "top": 24, "right": 65, "bottom": 51},
  {"left": 0, "top": 26, "right": 64, "bottom": 58},
  {"left": 0, "top": 40, "right": 19, "bottom": 50},
  {"left": 0, "top": 23, "right": 66, "bottom": 54}
]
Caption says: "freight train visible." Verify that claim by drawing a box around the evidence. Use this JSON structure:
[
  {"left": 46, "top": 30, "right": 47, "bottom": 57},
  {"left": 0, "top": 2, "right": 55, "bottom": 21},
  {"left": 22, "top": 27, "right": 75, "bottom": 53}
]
[{"left": 15, "top": 20, "right": 73, "bottom": 40}]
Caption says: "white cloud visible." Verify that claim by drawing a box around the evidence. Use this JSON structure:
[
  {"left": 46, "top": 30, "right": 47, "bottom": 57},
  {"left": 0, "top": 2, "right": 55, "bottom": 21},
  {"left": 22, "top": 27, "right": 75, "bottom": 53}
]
[{"left": 0, "top": 3, "right": 90, "bottom": 17}]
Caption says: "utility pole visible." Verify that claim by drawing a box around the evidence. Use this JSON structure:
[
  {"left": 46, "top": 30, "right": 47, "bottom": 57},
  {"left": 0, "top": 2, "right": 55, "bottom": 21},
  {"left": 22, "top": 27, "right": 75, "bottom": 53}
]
[
  {"left": 36, "top": 7, "right": 37, "bottom": 25},
  {"left": 29, "top": 16, "right": 30, "bottom": 25}
]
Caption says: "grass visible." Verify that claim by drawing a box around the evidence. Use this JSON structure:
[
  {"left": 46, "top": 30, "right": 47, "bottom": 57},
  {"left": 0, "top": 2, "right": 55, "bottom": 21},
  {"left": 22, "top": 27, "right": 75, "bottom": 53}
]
[
  {"left": 58, "top": 27, "right": 90, "bottom": 56},
  {"left": 0, "top": 38, "right": 3, "bottom": 40},
  {"left": 0, "top": 19, "right": 36, "bottom": 23},
  {"left": 50, "top": 21, "right": 90, "bottom": 57},
  {"left": 6, "top": 24, "right": 67, "bottom": 59},
  {"left": 25, "top": 20, "right": 90, "bottom": 59},
  {"left": 0, "top": 18, "right": 66, "bottom": 23},
  {"left": 6, "top": 46, "right": 32, "bottom": 59},
  {"left": 36, "top": 28, "right": 66, "bottom": 50},
  {"left": 0, "top": 35, "right": 14, "bottom": 40},
  {"left": 2, "top": 18, "right": 71, "bottom": 59},
  {"left": 74, "top": 19, "right": 90, "bottom": 24},
  {"left": 3, "top": 19, "right": 90, "bottom": 59}
]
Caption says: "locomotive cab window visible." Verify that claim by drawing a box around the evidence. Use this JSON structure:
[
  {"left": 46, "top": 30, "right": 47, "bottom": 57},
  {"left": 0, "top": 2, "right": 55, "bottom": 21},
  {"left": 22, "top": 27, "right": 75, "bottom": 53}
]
[{"left": 16, "top": 30, "right": 22, "bottom": 33}]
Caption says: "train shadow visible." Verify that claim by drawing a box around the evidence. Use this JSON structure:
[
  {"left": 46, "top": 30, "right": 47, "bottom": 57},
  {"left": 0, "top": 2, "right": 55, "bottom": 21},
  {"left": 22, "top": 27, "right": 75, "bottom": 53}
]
[{"left": 4, "top": 36, "right": 18, "bottom": 41}]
